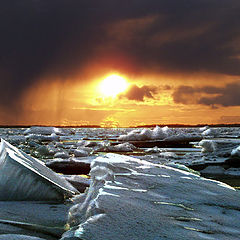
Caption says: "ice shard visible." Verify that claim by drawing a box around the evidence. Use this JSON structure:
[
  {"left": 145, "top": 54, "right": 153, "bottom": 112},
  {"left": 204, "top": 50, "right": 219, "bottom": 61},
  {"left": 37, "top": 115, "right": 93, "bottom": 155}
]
[{"left": 0, "top": 139, "right": 79, "bottom": 201}]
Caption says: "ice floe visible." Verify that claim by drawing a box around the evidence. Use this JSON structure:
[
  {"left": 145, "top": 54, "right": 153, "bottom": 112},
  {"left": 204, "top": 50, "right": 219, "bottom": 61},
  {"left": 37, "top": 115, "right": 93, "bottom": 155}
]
[
  {"left": 24, "top": 126, "right": 74, "bottom": 136},
  {"left": 25, "top": 133, "right": 59, "bottom": 142},
  {"left": 54, "top": 151, "right": 70, "bottom": 159},
  {"left": 201, "top": 128, "right": 218, "bottom": 138},
  {"left": 118, "top": 126, "right": 170, "bottom": 141},
  {"left": 101, "top": 142, "right": 137, "bottom": 152},
  {"left": 118, "top": 126, "right": 202, "bottom": 145},
  {"left": 199, "top": 126, "right": 209, "bottom": 132},
  {"left": 198, "top": 140, "right": 217, "bottom": 153},
  {"left": 61, "top": 153, "right": 240, "bottom": 240},
  {"left": 231, "top": 145, "right": 240, "bottom": 158}
]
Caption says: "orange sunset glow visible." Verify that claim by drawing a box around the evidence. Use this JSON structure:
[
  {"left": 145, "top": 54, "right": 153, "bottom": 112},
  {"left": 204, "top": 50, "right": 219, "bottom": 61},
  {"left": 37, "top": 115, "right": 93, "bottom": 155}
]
[
  {"left": 9, "top": 71, "right": 239, "bottom": 127},
  {"left": 0, "top": 1, "right": 239, "bottom": 127}
]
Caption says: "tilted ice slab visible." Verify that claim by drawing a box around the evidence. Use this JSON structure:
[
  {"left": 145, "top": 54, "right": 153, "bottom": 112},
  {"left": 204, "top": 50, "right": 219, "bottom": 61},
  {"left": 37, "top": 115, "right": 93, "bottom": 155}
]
[
  {"left": 0, "top": 139, "right": 79, "bottom": 201},
  {"left": 62, "top": 153, "right": 240, "bottom": 240}
]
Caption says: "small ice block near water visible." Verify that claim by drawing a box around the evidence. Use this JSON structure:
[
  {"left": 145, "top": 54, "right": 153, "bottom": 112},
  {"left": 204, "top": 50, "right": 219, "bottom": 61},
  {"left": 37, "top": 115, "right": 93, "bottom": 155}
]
[{"left": 0, "top": 139, "right": 79, "bottom": 201}]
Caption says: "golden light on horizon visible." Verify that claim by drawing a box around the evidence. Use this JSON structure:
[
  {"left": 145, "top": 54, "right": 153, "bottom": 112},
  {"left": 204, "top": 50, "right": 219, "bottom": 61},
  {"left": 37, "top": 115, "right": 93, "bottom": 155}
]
[{"left": 98, "top": 74, "right": 129, "bottom": 98}]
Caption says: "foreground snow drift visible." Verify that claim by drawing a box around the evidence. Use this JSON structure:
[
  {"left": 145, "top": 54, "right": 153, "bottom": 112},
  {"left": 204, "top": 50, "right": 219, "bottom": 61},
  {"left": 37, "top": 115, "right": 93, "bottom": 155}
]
[
  {"left": 62, "top": 154, "right": 240, "bottom": 240},
  {"left": 0, "top": 139, "right": 79, "bottom": 201}
]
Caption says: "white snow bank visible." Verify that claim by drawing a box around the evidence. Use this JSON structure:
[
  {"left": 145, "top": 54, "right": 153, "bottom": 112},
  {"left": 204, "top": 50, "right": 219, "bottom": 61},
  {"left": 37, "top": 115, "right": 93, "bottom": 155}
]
[
  {"left": 102, "top": 142, "right": 137, "bottom": 152},
  {"left": 199, "top": 126, "right": 209, "bottom": 132},
  {"left": 198, "top": 139, "right": 240, "bottom": 155},
  {"left": 62, "top": 154, "right": 240, "bottom": 240},
  {"left": 201, "top": 128, "right": 218, "bottom": 137},
  {"left": 26, "top": 133, "right": 59, "bottom": 142},
  {"left": 24, "top": 126, "right": 74, "bottom": 136},
  {"left": 0, "top": 139, "right": 79, "bottom": 201},
  {"left": 76, "top": 140, "right": 107, "bottom": 152},
  {"left": 118, "top": 126, "right": 201, "bottom": 142},
  {"left": 198, "top": 140, "right": 217, "bottom": 152},
  {"left": 231, "top": 145, "right": 240, "bottom": 157},
  {"left": 118, "top": 126, "right": 169, "bottom": 141}
]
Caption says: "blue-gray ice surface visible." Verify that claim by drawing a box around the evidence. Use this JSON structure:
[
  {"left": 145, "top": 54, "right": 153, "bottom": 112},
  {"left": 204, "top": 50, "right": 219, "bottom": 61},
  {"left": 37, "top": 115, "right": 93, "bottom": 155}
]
[
  {"left": 62, "top": 153, "right": 240, "bottom": 240},
  {"left": 0, "top": 139, "right": 79, "bottom": 201},
  {"left": 0, "top": 201, "right": 70, "bottom": 239}
]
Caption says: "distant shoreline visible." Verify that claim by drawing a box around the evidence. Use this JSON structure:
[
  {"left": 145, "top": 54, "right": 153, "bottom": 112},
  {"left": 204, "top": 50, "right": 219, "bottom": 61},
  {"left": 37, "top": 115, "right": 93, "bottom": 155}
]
[{"left": 1, "top": 124, "right": 240, "bottom": 128}]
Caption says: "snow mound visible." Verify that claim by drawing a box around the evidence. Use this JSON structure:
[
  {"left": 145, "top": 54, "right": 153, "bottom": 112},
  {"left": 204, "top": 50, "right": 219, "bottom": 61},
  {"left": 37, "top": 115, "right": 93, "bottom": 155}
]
[
  {"left": 26, "top": 133, "right": 59, "bottom": 142},
  {"left": 102, "top": 142, "right": 137, "bottom": 152},
  {"left": 118, "top": 126, "right": 200, "bottom": 142},
  {"left": 201, "top": 128, "right": 218, "bottom": 137},
  {"left": 24, "top": 126, "right": 74, "bottom": 136},
  {"left": 199, "top": 126, "right": 209, "bottom": 132},
  {"left": 118, "top": 126, "right": 169, "bottom": 141},
  {"left": 199, "top": 140, "right": 217, "bottom": 152},
  {"left": 62, "top": 154, "right": 240, "bottom": 240},
  {"left": 231, "top": 146, "right": 240, "bottom": 158}
]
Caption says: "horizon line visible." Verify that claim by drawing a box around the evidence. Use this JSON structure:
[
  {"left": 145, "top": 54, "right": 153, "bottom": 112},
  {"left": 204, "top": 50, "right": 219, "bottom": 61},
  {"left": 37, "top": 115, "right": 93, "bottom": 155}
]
[{"left": 0, "top": 123, "right": 240, "bottom": 128}]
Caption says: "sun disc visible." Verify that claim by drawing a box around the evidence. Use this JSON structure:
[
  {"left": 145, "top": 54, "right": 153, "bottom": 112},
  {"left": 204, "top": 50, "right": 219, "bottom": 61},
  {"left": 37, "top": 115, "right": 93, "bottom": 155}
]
[{"left": 99, "top": 74, "right": 128, "bottom": 97}]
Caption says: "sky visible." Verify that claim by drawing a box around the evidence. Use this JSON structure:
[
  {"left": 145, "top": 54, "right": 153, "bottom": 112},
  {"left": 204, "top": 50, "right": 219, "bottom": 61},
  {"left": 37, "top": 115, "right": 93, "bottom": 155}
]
[{"left": 0, "top": 0, "right": 240, "bottom": 127}]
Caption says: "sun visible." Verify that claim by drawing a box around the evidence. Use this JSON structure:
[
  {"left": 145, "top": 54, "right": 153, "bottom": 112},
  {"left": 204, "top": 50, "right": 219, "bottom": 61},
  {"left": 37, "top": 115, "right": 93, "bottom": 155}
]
[{"left": 99, "top": 74, "right": 129, "bottom": 97}]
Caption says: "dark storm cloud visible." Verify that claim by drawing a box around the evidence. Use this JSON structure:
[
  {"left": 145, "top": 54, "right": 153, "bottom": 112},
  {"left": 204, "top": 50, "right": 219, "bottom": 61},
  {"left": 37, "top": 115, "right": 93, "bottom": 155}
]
[
  {"left": 120, "top": 84, "right": 158, "bottom": 101},
  {"left": 173, "top": 82, "right": 240, "bottom": 107},
  {"left": 0, "top": 0, "right": 240, "bottom": 109}
]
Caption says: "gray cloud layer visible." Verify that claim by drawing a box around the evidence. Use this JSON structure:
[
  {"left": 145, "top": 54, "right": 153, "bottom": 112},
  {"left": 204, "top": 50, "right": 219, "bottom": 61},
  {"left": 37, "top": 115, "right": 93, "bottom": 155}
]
[
  {"left": 0, "top": 0, "right": 240, "bottom": 109},
  {"left": 120, "top": 84, "right": 158, "bottom": 101},
  {"left": 173, "top": 82, "right": 240, "bottom": 107}
]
